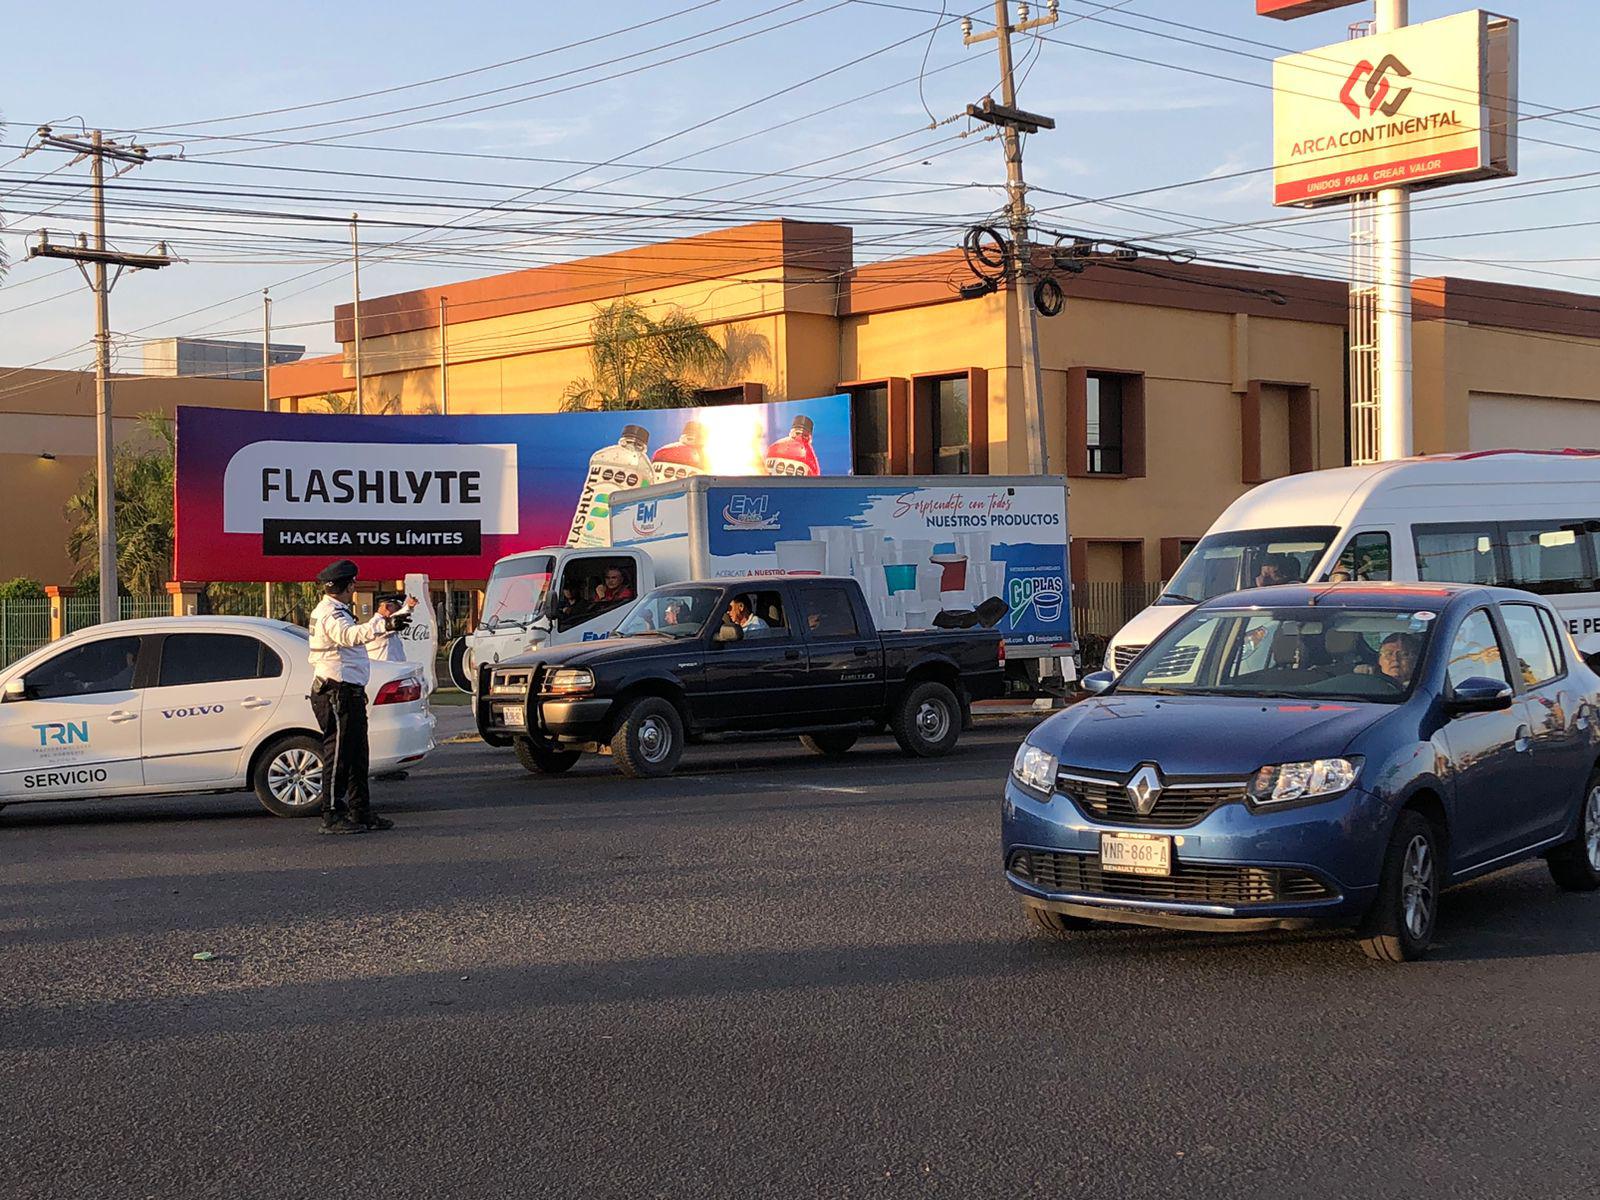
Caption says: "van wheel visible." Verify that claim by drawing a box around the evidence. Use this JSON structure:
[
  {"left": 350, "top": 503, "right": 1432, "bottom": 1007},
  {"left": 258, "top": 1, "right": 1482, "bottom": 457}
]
[
  {"left": 514, "top": 735, "right": 580, "bottom": 776},
  {"left": 1358, "top": 810, "right": 1440, "bottom": 962},
  {"left": 611, "top": 697, "right": 684, "bottom": 779},
  {"left": 253, "top": 735, "right": 324, "bottom": 818},
  {"left": 890, "top": 681, "right": 961, "bottom": 757},
  {"left": 1548, "top": 774, "right": 1600, "bottom": 891},
  {"left": 1026, "top": 905, "right": 1098, "bottom": 939},
  {"left": 799, "top": 731, "right": 857, "bottom": 757},
  {"left": 446, "top": 639, "right": 473, "bottom": 692}
]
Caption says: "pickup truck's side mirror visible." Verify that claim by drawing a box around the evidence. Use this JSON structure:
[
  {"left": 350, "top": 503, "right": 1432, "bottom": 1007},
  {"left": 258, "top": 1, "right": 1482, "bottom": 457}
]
[
  {"left": 2, "top": 677, "right": 30, "bottom": 703},
  {"left": 1445, "top": 676, "right": 1514, "bottom": 715},
  {"left": 1081, "top": 670, "right": 1114, "bottom": 695}
]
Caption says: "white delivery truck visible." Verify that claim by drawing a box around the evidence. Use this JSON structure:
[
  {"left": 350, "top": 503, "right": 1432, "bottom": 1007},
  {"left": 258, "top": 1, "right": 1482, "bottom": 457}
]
[
  {"left": 1104, "top": 449, "right": 1600, "bottom": 674},
  {"left": 452, "top": 475, "right": 1074, "bottom": 695}
]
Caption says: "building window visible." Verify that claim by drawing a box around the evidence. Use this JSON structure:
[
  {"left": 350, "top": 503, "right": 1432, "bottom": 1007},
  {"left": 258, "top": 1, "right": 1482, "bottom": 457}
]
[
  {"left": 692, "top": 383, "right": 764, "bottom": 407},
  {"left": 1086, "top": 373, "right": 1125, "bottom": 475},
  {"left": 849, "top": 384, "right": 891, "bottom": 475},
  {"left": 929, "top": 375, "right": 970, "bottom": 474}
]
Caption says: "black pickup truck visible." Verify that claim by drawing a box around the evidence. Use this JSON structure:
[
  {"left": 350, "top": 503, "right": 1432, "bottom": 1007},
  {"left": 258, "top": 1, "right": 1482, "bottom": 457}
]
[{"left": 475, "top": 576, "right": 1005, "bottom": 778}]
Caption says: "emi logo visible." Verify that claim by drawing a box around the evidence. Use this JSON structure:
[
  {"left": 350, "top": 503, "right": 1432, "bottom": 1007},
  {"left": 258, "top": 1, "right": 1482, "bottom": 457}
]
[{"left": 632, "top": 499, "right": 660, "bottom": 537}]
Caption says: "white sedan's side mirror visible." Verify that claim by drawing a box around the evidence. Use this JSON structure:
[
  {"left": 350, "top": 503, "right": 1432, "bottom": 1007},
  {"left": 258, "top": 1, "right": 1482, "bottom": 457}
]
[{"left": 3, "top": 678, "right": 29, "bottom": 703}]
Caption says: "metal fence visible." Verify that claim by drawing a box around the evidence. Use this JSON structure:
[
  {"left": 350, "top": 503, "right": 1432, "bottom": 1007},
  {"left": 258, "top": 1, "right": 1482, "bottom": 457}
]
[
  {"left": 1, "top": 598, "right": 52, "bottom": 668},
  {"left": 1072, "top": 581, "right": 1164, "bottom": 672}
]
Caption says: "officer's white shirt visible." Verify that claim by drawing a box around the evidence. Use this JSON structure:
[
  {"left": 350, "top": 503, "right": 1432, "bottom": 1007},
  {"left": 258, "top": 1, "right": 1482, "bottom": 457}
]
[
  {"left": 366, "top": 625, "right": 409, "bottom": 664},
  {"left": 308, "top": 595, "right": 391, "bottom": 685}
]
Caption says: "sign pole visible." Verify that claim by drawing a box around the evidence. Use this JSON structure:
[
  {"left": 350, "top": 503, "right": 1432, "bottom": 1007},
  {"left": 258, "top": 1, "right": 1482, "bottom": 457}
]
[{"left": 1374, "top": 0, "right": 1413, "bottom": 460}]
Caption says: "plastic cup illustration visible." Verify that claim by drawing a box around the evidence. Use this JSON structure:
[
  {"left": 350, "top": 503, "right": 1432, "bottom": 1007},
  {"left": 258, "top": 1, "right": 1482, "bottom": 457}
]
[
  {"left": 930, "top": 552, "right": 968, "bottom": 592},
  {"left": 897, "top": 538, "right": 933, "bottom": 566},
  {"left": 775, "top": 540, "right": 826, "bottom": 575},
  {"left": 882, "top": 562, "right": 917, "bottom": 594},
  {"left": 1032, "top": 588, "right": 1064, "bottom": 622},
  {"left": 916, "top": 564, "right": 944, "bottom": 603}
]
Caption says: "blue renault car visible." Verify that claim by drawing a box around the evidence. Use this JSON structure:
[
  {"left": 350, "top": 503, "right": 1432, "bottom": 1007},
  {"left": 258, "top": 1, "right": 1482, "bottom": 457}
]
[{"left": 1004, "top": 583, "right": 1600, "bottom": 961}]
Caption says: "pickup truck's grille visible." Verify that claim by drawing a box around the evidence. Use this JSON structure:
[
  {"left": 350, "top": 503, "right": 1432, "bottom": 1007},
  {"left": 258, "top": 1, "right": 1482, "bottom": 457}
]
[
  {"left": 1057, "top": 769, "right": 1246, "bottom": 827},
  {"left": 1008, "top": 850, "right": 1332, "bottom": 905},
  {"left": 1111, "top": 644, "right": 1145, "bottom": 673},
  {"left": 490, "top": 668, "right": 532, "bottom": 697}
]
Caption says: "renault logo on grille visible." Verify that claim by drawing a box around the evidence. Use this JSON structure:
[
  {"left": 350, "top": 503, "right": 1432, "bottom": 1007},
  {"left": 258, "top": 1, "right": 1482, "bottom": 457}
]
[{"left": 1126, "top": 765, "right": 1164, "bottom": 816}]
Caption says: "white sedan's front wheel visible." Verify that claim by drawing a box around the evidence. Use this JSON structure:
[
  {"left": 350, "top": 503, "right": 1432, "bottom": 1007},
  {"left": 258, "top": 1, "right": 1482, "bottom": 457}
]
[{"left": 254, "top": 735, "right": 324, "bottom": 817}]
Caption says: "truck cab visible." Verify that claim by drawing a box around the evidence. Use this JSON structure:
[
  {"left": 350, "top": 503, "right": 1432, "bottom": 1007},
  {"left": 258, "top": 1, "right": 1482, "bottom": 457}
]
[{"left": 450, "top": 546, "right": 655, "bottom": 688}]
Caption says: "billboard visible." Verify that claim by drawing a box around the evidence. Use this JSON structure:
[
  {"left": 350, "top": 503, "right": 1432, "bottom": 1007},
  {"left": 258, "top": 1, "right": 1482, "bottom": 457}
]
[
  {"left": 175, "top": 396, "right": 853, "bottom": 582},
  {"left": 1272, "top": 10, "right": 1518, "bottom": 207},
  {"left": 1257, "top": 0, "right": 1363, "bottom": 17}
]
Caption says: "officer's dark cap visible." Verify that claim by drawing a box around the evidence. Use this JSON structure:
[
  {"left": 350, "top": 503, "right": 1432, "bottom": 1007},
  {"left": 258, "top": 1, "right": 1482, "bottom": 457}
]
[
  {"left": 374, "top": 590, "right": 406, "bottom": 606},
  {"left": 317, "top": 559, "right": 360, "bottom": 588}
]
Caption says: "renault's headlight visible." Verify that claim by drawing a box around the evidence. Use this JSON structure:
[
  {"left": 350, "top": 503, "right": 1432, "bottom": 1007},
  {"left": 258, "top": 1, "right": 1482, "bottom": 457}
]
[
  {"left": 1011, "top": 742, "right": 1058, "bottom": 796},
  {"left": 543, "top": 667, "right": 595, "bottom": 695},
  {"left": 1249, "top": 757, "right": 1360, "bottom": 805}
]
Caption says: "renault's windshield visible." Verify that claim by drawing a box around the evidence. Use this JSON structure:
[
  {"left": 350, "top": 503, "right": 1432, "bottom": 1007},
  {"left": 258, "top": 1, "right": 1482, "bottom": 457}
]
[
  {"left": 1160, "top": 526, "right": 1338, "bottom": 605},
  {"left": 479, "top": 556, "right": 555, "bottom": 631},
  {"left": 616, "top": 586, "right": 721, "bottom": 638},
  {"left": 1117, "top": 606, "right": 1435, "bottom": 703}
]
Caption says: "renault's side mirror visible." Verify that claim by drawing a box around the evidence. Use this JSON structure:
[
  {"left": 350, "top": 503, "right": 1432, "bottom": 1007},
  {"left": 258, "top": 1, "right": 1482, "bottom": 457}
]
[
  {"left": 2, "top": 678, "right": 29, "bottom": 703},
  {"left": 1081, "top": 670, "right": 1115, "bottom": 695},
  {"left": 1446, "top": 676, "right": 1514, "bottom": 714}
]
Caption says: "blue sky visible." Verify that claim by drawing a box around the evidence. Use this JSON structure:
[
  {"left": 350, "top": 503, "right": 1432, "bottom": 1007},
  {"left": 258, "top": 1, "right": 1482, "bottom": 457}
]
[{"left": 2, "top": 1, "right": 1597, "bottom": 374}]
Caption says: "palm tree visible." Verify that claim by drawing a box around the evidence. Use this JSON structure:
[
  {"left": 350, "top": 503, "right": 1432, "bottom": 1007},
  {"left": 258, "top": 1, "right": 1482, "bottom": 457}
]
[
  {"left": 560, "top": 300, "right": 727, "bottom": 412},
  {"left": 64, "top": 412, "right": 175, "bottom": 594},
  {"left": 309, "top": 390, "right": 400, "bottom": 415}
]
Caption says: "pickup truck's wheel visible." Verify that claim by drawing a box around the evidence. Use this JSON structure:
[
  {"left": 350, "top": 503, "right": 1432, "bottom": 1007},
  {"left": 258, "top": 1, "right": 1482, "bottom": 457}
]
[
  {"left": 513, "top": 735, "right": 580, "bottom": 776},
  {"left": 253, "top": 734, "right": 324, "bottom": 818},
  {"left": 891, "top": 681, "right": 962, "bottom": 757},
  {"left": 1548, "top": 773, "right": 1600, "bottom": 891},
  {"left": 611, "top": 697, "right": 684, "bottom": 778},
  {"left": 799, "top": 731, "right": 857, "bottom": 757}
]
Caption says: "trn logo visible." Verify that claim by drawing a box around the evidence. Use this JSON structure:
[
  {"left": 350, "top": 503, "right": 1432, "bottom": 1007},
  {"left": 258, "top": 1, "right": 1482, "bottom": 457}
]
[
  {"left": 1339, "top": 54, "right": 1412, "bottom": 120},
  {"left": 33, "top": 721, "right": 90, "bottom": 746}
]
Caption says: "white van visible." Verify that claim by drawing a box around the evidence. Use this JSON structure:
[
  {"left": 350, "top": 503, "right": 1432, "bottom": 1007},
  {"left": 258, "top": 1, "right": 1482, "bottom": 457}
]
[{"left": 1105, "top": 450, "right": 1600, "bottom": 673}]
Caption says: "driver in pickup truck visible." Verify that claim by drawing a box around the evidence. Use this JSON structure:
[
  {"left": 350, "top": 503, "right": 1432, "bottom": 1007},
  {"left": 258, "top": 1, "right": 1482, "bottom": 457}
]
[{"left": 727, "top": 595, "right": 771, "bottom": 637}]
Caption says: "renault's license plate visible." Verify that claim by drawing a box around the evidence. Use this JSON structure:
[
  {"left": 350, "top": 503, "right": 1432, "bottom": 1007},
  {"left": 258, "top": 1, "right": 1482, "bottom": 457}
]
[
  {"left": 501, "top": 704, "right": 525, "bottom": 728},
  {"left": 1100, "top": 832, "right": 1172, "bottom": 876}
]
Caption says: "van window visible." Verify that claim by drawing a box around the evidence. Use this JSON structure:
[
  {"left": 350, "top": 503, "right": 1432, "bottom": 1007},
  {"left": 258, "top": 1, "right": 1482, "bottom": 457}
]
[
  {"left": 1415, "top": 524, "right": 1503, "bottom": 586},
  {"left": 1159, "top": 526, "right": 1337, "bottom": 605},
  {"left": 1501, "top": 519, "right": 1594, "bottom": 594},
  {"left": 1325, "top": 531, "right": 1392, "bottom": 582}
]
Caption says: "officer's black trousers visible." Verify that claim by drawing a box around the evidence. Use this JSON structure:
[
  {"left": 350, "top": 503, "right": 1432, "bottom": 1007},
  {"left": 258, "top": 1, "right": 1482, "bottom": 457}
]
[{"left": 310, "top": 680, "right": 370, "bottom": 822}]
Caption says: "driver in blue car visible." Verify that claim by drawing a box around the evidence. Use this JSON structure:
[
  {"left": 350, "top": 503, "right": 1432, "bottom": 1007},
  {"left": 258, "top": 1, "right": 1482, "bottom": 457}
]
[{"left": 1358, "top": 632, "right": 1421, "bottom": 685}]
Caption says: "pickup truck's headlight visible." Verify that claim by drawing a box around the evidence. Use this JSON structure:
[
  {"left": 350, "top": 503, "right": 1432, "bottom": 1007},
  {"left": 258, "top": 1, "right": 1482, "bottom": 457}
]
[
  {"left": 543, "top": 668, "right": 595, "bottom": 695},
  {"left": 1011, "top": 742, "right": 1058, "bottom": 795},
  {"left": 1249, "top": 757, "right": 1360, "bottom": 805}
]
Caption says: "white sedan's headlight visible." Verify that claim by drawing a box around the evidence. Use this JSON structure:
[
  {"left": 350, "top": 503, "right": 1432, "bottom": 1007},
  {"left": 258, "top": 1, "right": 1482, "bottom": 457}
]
[
  {"left": 1011, "top": 742, "right": 1059, "bottom": 795},
  {"left": 1249, "top": 757, "right": 1360, "bottom": 805},
  {"left": 543, "top": 667, "right": 595, "bottom": 695}
]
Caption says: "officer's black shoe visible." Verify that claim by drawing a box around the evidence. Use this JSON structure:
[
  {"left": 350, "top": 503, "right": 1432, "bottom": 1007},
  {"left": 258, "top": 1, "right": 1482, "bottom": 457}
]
[
  {"left": 356, "top": 813, "right": 395, "bottom": 831},
  {"left": 318, "top": 818, "right": 368, "bottom": 835}
]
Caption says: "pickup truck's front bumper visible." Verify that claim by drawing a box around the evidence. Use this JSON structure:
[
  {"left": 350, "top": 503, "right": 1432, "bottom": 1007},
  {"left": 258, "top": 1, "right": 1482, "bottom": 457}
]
[{"left": 485, "top": 694, "right": 613, "bottom": 744}]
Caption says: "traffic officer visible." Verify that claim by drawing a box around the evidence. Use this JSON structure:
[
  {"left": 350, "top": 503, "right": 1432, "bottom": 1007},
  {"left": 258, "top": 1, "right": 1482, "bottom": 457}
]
[
  {"left": 367, "top": 591, "right": 412, "bottom": 664},
  {"left": 308, "top": 560, "right": 416, "bottom": 835}
]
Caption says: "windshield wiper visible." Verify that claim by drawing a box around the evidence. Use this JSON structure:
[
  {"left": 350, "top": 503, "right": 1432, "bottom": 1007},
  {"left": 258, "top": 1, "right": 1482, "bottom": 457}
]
[
  {"left": 1157, "top": 592, "right": 1197, "bottom": 604},
  {"left": 1116, "top": 685, "right": 1185, "bottom": 696}
]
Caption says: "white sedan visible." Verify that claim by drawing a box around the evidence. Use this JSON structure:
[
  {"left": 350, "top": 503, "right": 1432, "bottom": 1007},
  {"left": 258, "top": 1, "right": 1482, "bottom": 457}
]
[{"left": 0, "top": 616, "right": 435, "bottom": 817}]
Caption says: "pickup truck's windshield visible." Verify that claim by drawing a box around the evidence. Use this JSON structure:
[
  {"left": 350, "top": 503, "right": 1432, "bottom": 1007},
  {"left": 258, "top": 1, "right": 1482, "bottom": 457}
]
[
  {"left": 1118, "top": 606, "right": 1435, "bottom": 703},
  {"left": 479, "top": 555, "right": 554, "bottom": 631},
  {"left": 1159, "top": 526, "right": 1338, "bottom": 605},
  {"left": 617, "top": 586, "right": 721, "bottom": 639}
]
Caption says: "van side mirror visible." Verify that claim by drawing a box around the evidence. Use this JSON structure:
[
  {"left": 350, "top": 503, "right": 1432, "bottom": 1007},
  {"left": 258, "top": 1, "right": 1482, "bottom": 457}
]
[
  {"left": 1081, "top": 670, "right": 1114, "bottom": 695},
  {"left": 1446, "top": 676, "right": 1514, "bottom": 714},
  {"left": 3, "top": 678, "right": 30, "bottom": 703}
]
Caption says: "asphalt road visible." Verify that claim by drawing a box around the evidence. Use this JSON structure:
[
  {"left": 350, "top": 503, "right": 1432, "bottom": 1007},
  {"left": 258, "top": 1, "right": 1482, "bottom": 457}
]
[{"left": 3, "top": 710, "right": 1598, "bottom": 1200}]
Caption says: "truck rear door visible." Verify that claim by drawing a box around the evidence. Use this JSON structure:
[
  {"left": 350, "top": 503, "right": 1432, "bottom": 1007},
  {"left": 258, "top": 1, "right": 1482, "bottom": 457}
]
[{"left": 793, "top": 582, "right": 884, "bottom": 722}]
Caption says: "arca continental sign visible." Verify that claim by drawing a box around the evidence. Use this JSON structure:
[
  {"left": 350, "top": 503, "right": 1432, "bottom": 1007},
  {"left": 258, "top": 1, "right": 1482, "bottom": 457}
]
[{"left": 1271, "top": 10, "right": 1517, "bottom": 208}]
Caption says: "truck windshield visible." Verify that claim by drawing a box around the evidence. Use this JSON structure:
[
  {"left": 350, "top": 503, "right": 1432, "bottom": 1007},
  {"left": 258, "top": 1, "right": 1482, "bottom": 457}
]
[
  {"left": 1159, "top": 526, "right": 1338, "bottom": 605},
  {"left": 479, "top": 556, "right": 555, "bottom": 631},
  {"left": 1118, "top": 606, "right": 1433, "bottom": 703},
  {"left": 616, "top": 587, "right": 721, "bottom": 638}
]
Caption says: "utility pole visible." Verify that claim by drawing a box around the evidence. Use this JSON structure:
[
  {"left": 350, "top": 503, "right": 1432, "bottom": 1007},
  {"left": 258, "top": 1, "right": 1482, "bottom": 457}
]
[
  {"left": 438, "top": 295, "right": 449, "bottom": 414},
  {"left": 262, "top": 289, "right": 273, "bottom": 621},
  {"left": 964, "top": 0, "right": 1058, "bottom": 475},
  {"left": 24, "top": 127, "right": 173, "bottom": 625},
  {"left": 1374, "top": 0, "right": 1412, "bottom": 460},
  {"left": 351, "top": 214, "right": 364, "bottom": 414}
]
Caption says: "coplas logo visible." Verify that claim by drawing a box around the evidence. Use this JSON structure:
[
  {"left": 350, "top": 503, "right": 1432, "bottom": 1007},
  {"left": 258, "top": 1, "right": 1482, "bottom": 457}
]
[{"left": 1339, "top": 53, "right": 1412, "bottom": 120}]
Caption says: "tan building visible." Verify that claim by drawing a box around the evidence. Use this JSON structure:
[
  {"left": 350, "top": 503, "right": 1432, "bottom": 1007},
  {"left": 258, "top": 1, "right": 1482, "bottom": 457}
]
[
  {"left": 266, "top": 219, "right": 1600, "bottom": 598},
  {"left": 0, "top": 369, "right": 258, "bottom": 583}
]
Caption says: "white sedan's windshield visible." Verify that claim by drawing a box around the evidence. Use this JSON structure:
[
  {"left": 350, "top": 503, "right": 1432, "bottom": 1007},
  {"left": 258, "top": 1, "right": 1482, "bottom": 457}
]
[
  {"left": 1161, "top": 526, "right": 1338, "bottom": 605},
  {"left": 480, "top": 556, "right": 554, "bottom": 631},
  {"left": 1119, "top": 607, "right": 1435, "bottom": 703}
]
